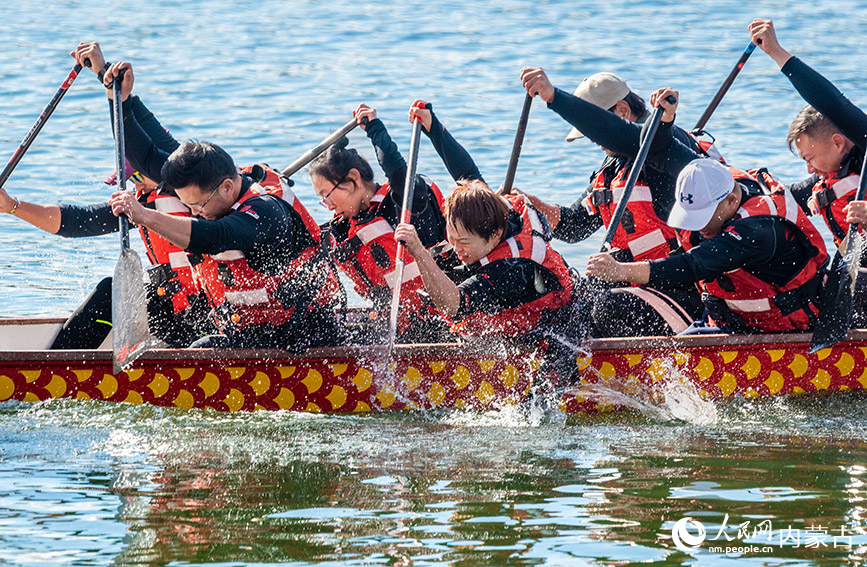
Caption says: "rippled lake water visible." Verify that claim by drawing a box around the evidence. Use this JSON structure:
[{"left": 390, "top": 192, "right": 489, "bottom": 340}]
[{"left": 2, "top": 0, "right": 867, "bottom": 565}]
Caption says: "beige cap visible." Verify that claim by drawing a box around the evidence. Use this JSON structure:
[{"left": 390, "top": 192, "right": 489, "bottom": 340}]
[{"left": 566, "top": 72, "right": 631, "bottom": 141}]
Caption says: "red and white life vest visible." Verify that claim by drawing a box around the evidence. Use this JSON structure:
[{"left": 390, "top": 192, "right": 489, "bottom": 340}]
[
  {"left": 681, "top": 169, "right": 828, "bottom": 332},
  {"left": 195, "top": 165, "right": 341, "bottom": 331},
  {"left": 449, "top": 194, "right": 575, "bottom": 337},
  {"left": 331, "top": 178, "right": 445, "bottom": 334},
  {"left": 582, "top": 163, "right": 678, "bottom": 262},
  {"left": 136, "top": 189, "right": 200, "bottom": 315},
  {"left": 808, "top": 171, "right": 860, "bottom": 247}
]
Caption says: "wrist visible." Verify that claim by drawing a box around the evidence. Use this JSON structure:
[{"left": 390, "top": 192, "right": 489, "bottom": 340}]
[
  {"left": 97, "top": 61, "right": 112, "bottom": 85},
  {"left": 5, "top": 196, "right": 20, "bottom": 215}
]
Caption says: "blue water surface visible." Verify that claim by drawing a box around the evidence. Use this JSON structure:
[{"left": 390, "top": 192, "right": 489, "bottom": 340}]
[{"left": 2, "top": 1, "right": 867, "bottom": 566}]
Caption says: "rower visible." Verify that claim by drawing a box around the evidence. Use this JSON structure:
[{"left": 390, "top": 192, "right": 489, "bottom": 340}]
[
  {"left": 0, "top": 42, "right": 207, "bottom": 349},
  {"left": 394, "top": 180, "right": 583, "bottom": 385},
  {"left": 104, "top": 61, "right": 343, "bottom": 350},
  {"left": 518, "top": 67, "right": 703, "bottom": 337},
  {"left": 307, "top": 103, "right": 459, "bottom": 344},
  {"left": 586, "top": 157, "right": 829, "bottom": 334},
  {"left": 749, "top": 18, "right": 867, "bottom": 326}
]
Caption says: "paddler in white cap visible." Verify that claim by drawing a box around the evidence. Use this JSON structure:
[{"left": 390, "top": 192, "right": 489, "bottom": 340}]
[{"left": 587, "top": 157, "right": 829, "bottom": 334}]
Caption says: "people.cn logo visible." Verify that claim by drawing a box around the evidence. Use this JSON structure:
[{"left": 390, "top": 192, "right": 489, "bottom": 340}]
[{"left": 672, "top": 517, "right": 706, "bottom": 552}]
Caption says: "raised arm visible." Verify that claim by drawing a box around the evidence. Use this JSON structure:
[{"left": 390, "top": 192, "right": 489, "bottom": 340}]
[
  {"left": 750, "top": 18, "right": 867, "bottom": 146},
  {"left": 103, "top": 62, "right": 175, "bottom": 181},
  {"left": 410, "top": 101, "right": 484, "bottom": 183}
]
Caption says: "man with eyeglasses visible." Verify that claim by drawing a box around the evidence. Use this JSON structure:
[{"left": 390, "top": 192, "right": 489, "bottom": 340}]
[{"left": 104, "top": 61, "right": 344, "bottom": 350}]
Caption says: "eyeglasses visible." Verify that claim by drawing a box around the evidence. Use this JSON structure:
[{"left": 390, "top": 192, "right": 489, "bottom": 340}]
[
  {"left": 186, "top": 178, "right": 226, "bottom": 214},
  {"left": 319, "top": 178, "right": 343, "bottom": 207}
]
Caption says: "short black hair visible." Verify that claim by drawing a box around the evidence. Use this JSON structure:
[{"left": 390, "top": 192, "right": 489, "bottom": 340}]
[{"left": 161, "top": 141, "right": 237, "bottom": 192}]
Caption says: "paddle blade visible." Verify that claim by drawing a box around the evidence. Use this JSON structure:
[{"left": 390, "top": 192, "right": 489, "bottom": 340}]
[
  {"left": 112, "top": 248, "right": 152, "bottom": 372},
  {"left": 809, "top": 231, "right": 865, "bottom": 353}
]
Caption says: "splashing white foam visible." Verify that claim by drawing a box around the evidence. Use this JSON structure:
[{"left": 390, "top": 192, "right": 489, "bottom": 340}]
[{"left": 569, "top": 359, "right": 718, "bottom": 426}]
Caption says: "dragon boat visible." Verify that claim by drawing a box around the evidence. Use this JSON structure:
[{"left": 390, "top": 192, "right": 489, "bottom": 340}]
[{"left": 2, "top": 317, "right": 866, "bottom": 414}]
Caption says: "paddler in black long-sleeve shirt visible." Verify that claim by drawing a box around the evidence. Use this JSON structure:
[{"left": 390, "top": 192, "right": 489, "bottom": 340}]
[
  {"left": 104, "top": 62, "right": 343, "bottom": 351},
  {"left": 396, "top": 102, "right": 587, "bottom": 386},
  {"left": 0, "top": 43, "right": 204, "bottom": 349},
  {"left": 307, "top": 103, "right": 457, "bottom": 343},
  {"left": 518, "top": 67, "right": 703, "bottom": 337},
  {"left": 749, "top": 19, "right": 867, "bottom": 241},
  {"left": 589, "top": 91, "right": 829, "bottom": 334},
  {"left": 749, "top": 18, "right": 867, "bottom": 325}
]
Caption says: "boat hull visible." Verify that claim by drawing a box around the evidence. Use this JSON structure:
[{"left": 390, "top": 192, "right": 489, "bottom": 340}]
[{"left": 3, "top": 318, "right": 867, "bottom": 414}]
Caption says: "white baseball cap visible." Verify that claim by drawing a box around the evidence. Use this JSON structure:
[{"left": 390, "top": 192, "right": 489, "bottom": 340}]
[
  {"left": 566, "top": 72, "right": 631, "bottom": 141},
  {"left": 667, "top": 159, "right": 736, "bottom": 231}
]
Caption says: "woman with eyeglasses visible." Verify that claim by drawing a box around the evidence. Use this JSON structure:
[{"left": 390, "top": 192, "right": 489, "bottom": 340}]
[{"left": 307, "top": 102, "right": 480, "bottom": 343}]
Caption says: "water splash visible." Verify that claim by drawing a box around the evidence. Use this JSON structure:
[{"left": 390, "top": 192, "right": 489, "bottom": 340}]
[{"left": 569, "top": 358, "right": 718, "bottom": 427}]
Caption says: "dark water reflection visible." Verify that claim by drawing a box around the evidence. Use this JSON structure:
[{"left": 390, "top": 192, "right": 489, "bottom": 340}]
[{"left": 2, "top": 396, "right": 866, "bottom": 566}]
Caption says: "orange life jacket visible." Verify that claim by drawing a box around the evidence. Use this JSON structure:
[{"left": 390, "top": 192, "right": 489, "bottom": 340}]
[
  {"left": 680, "top": 169, "right": 828, "bottom": 332},
  {"left": 450, "top": 194, "right": 575, "bottom": 337},
  {"left": 195, "top": 165, "right": 341, "bottom": 331},
  {"left": 136, "top": 189, "right": 201, "bottom": 315},
  {"left": 331, "top": 178, "right": 445, "bottom": 334},
  {"left": 582, "top": 162, "right": 678, "bottom": 261},
  {"left": 808, "top": 171, "right": 860, "bottom": 246}
]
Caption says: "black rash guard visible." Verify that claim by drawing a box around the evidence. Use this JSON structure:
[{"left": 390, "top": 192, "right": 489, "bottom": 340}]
[
  {"left": 109, "top": 95, "right": 179, "bottom": 182},
  {"left": 188, "top": 177, "right": 306, "bottom": 277}
]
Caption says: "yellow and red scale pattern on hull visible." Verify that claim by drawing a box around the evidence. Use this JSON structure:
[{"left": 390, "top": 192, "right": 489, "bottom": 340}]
[
  {"left": 0, "top": 356, "right": 536, "bottom": 413},
  {"left": 562, "top": 340, "right": 867, "bottom": 413}
]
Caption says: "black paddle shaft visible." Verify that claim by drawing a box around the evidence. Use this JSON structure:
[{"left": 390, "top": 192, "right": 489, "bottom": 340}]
[
  {"left": 501, "top": 93, "right": 533, "bottom": 195},
  {"left": 692, "top": 42, "right": 756, "bottom": 134},
  {"left": 280, "top": 118, "right": 360, "bottom": 179},
  {"left": 809, "top": 143, "right": 867, "bottom": 352},
  {"left": 0, "top": 60, "right": 90, "bottom": 190},
  {"left": 600, "top": 95, "right": 675, "bottom": 253},
  {"left": 111, "top": 70, "right": 130, "bottom": 251}
]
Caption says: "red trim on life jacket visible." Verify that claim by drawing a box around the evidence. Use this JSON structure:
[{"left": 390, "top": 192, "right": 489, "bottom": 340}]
[{"left": 809, "top": 171, "right": 859, "bottom": 246}]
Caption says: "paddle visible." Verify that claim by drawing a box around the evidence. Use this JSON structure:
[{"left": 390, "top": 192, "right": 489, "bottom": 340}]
[
  {"left": 500, "top": 93, "right": 533, "bottom": 195},
  {"left": 809, "top": 146, "right": 867, "bottom": 353},
  {"left": 600, "top": 95, "right": 675, "bottom": 253},
  {"left": 385, "top": 102, "right": 425, "bottom": 355},
  {"left": 280, "top": 118, "right": 360, "bottom": 180},
  {"left": 0, "top": 60, "right": 90, "bottom": 190},
  {"left": 692, "top": 42, "right": 756, "bottom": 134},
  {"left": 110, "top": 70, "right": 151, "bottom": 373}
]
